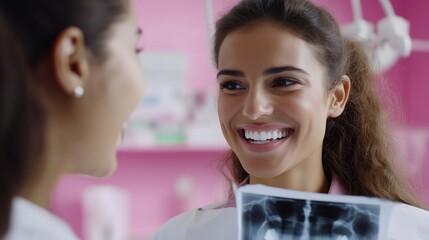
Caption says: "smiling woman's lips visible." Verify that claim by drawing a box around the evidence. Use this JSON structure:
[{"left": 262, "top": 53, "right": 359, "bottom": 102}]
[{"left": 237, "top": 128, "right": 294, "bottom": 153}]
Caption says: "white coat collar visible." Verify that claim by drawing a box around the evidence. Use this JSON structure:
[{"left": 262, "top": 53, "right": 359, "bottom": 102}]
[{"left": 5, "top": 197, "right": 79, "bottom": 240}]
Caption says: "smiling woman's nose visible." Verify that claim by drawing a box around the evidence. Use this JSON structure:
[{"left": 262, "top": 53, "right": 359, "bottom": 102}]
[{"left": 242, "top": 90, "right": 274, "bottom": 120}]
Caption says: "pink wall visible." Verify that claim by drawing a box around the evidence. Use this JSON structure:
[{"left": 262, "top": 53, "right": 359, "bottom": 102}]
[
  {"left": 399, "top": 1, "right": 429, "bottom": 125},
  {"left": 50, "top": 0, "right": 429, "bottom": 239},
  {"left": 394, "top": 0, "right": 429, "bottom": 203}
]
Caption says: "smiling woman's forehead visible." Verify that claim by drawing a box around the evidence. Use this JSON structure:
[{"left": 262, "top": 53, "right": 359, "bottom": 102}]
[{"left": 218, "top": 21, "right": 325, "bottom": 78}]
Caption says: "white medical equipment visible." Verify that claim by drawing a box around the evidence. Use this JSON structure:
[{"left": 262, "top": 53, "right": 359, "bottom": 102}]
[{"left": 341, "top": 0, "right": 429, "bottom": 72}]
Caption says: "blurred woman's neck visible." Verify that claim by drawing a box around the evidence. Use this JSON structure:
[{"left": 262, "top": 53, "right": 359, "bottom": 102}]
[
  {"left": 18, "top": 117, "right": 73, "bottom": 209},
  {"left": 17, "top": 63, "right": 76, "bottom": 209},
  {"left": 18, "top": 157, "right": 63, "bottom": 210},
  {"left": 19, "top": 166, "right": 60, "bottom": 209}
]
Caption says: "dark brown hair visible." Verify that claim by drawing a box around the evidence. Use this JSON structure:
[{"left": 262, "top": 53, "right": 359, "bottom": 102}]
[
  {"left": 1, "top": 0, "right": 128, "bottom": 65},
  {"left": 0, "top": 11, "right": 40, "bottom": 235},
  {"left": 214, "top": 0, "right": 423, "bottom": 208},
  {"left": 0, "top": 0, "right": 128, "bottom": 236}
]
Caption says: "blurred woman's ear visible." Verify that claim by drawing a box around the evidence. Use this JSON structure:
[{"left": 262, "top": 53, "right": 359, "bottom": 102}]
[
  {"left": 51, "top": 27, "right": 89, "bottom": 98},
  {"left": 328, "top": 75, "right": 351, "bottom": 118}
]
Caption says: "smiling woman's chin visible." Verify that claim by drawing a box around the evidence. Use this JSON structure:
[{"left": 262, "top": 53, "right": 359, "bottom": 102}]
[{"left": 240, "top": 159, "right": 284, "bottom": 178}]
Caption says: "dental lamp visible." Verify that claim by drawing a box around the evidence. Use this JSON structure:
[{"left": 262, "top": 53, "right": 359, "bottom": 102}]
[{"left": 342, "top": 0, "right": 429, "bottom": 72}]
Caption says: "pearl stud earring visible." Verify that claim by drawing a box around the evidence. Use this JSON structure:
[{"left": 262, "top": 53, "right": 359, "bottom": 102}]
[{"left": 73, "top": 86, "right": 84, "bottom": 98}]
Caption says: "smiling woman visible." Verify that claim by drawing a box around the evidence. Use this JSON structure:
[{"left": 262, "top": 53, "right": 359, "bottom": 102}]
[
  {"left": 0, "top": 0, "right": 145, "bottom": 238},
  {"left": 216, "top": 23, "right": 343, "bottom": 190},
  {"left": 212, "top": 1, "right": 422, "bottom": 204},
  {"left": 152, "top": 0, "right": 426, "bottom": 239}
]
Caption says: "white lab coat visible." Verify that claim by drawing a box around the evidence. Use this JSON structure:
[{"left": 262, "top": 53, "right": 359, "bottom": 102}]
[
  {"left": 152, "top": 201, "right": 238, "bottom": 240},
  {"left": 152, "top": 179, "right": 347, "bottom": 240},
  {"left": 152, "top": 181, "right": 429, "bottom": 240},
  {"left": 4, "top": 197, "right": 79, "bottom": 240}
]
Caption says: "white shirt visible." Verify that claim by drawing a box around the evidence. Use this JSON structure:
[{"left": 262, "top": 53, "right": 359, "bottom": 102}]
[{"left": 4, "top": 197, "right": 79, "bottom": 240}]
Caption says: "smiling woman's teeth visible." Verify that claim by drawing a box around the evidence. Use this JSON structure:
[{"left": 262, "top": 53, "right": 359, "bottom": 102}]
[{"left": 244, "top": 130, "right": 289, "bottom": 142}]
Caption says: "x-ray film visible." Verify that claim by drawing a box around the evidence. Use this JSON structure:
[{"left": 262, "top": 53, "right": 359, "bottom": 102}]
[{"left": 236, "top": 185, "right": 396, "bottom": 240}]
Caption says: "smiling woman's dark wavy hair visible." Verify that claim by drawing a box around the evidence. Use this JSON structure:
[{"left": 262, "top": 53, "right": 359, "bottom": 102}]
[
  {"left": 0, "top": 0, "right": 129, "bottom": 236},
  {"left": 214, "top": 0, "right": 423, "bottom": 208}
]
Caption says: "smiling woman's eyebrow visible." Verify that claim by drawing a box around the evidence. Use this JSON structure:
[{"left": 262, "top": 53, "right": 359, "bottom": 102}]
[
  {"left": 263, "top": 66, "right": 309, "bottom": 76},
  {"left": 217, "top": 66, "right": 309, "bottom": 78},
  {"left": 217, "top": 69, "right": 245, "bottom": 78}
]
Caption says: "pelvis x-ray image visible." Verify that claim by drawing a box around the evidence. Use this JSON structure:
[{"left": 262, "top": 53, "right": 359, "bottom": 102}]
[{"left": 241, "top": 193, "right": 380, "bottom": 240}]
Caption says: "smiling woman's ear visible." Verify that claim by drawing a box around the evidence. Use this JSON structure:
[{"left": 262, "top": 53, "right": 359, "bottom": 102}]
[
  {"left": 51, "top": 27, "right": 89, "bottom": 98},
  {"left": 328, "top": 75, "right": 351, "bottom": 118}
]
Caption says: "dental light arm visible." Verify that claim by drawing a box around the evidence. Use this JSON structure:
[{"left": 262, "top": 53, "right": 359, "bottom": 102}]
[
  {"left": 342, "top": 0, "right": 375, "bottom": 45},
  {"left": 342, "top": 0, "right": 413, "bottom": 72},
  {"left": 380, "top": 0, "right": 395, "bottom": 17},
  {"left": 375, "top": 0, "right": 412, "bottom": 71},
  {"left": 378, "top": 0, "right": 412, "bottom": 57}
]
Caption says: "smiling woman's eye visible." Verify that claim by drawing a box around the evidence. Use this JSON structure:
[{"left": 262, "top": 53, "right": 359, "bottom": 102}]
[
  {"left": 271, "top": 78, "right": 298, "bottom": 88},
  {"left": 219, "top": 81, "right": 245, "bottom": 91}
]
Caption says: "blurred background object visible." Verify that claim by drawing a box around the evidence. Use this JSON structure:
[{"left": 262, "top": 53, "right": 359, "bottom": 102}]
[
  {"left": 83, "top": 186, "right": 129, "bottom": 240},
  {"left": 123, "top": 52, "right": 189, "bottom": 147}
]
